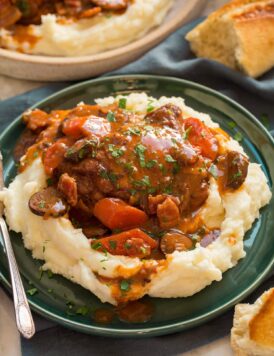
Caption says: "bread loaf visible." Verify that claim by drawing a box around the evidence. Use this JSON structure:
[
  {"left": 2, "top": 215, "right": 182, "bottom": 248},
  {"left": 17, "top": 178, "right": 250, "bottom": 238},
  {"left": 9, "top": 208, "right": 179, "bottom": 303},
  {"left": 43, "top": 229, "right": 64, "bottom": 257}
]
[
  {"left": 185, "top": 0, "right": 274, "bottom": 77},
  {"left": 231, "top": 288, "right": 274, "bottom": 355}
]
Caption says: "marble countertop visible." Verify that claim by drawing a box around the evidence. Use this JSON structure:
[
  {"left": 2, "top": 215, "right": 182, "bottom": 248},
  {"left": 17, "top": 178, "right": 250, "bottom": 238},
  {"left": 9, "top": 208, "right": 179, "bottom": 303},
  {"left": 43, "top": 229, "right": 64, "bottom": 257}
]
[{"left": 0, "top": 1, "right": 234, "bottom": 355}]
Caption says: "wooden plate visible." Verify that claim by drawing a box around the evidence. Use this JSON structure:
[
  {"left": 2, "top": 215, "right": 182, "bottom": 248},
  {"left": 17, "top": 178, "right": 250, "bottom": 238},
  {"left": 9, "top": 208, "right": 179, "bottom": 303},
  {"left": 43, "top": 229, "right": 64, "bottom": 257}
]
[{"left": 0, "top": 0, "right": 206, "bottom": 82}]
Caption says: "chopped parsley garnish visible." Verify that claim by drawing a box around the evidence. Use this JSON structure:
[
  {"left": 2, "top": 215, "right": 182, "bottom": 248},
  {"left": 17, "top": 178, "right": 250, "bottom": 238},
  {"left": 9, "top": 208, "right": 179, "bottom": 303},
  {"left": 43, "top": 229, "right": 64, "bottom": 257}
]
[
  {"left": 146, "top": 160, "right": 157, "bottom": 169},
  {"left": 158, "top": 163, "right": 164, "bottom": 172},
  {"left": 33, "top": 151, "right": 38, "bottom": 158},
  {"left": 124, "top": 162, "right": 135, "bottom": 174},
  {"left": 142, "top": 176, "right": 151, "bottom": 186},
  {"left": 171, "top": 138, "right": 178, "bottom": 146},
  {"left": 65, "top": 139, "right": 97, "bottom": 161},
  {"left": 148, "top": 187, "right": 157, "bottom": 194},
  {"left": 47, "top": 288, "right": 53, "bottom": 293},
  {"left": 163, "top": 185, "right": 173, "bottom": 194},
  {"left": 47, "top": 270, "right": 53, "bottom": 279},
  {"left": 100, "top": 167, "right": 119, "bottom": 185},
  {"left": 106, "top": 111, "right": 116, "bottom": 122},
  {"left": 232, "top": 171, "right": 242, "bottom": 180},
  {"left": 191, "top": 233, "right": 200, "bottom": 242},
  {"left": 124, "top": 241, "right": 131, "bottom": 250},
  {"left": 182, "top": 126, "right": 192, "bottom": 140},
  {"left": 165, "top": 154, "right": 177, "bottom": 163},
  {"left": 108, "top": 172, "right": 118, "bottom": 184},
  {"left": 99, "top": 169, "right": 109, "bottom": 180},
  {"left": 108, "top": 144, "right": 124, "bottom": 158},
  {"left": 228, "top": 121, "right": 237, "bottom": 129},
  {"left": 120, "top": 279, "right": 131, "bottom": 292},
  {"left": 127, "top": 127, "right": 141, "bottom": 136},
  {"left": 208, "top": 164, "right": 218, "bottom": 179},
  {"left": 46, "top": 178, "right": 53, "bottom": 186},
  {"left": 147, "top": 101, "right": 155, "bottom": 113},
  {"left": 118, "top": 98, "right": 127, "bottom": 109},
  {"left": 78, "top": 148, "right": 86, "bottom": 159},
  {"left": 234, "top": 132, "right": 243, "bottom": 142},
  {"left": 38, "top": 200, "right": 45, "bottom": 209},
  {"left": 172, "top": 162, "right": 180, "bottom": 174},
  {"left": 144, "top": 125, "right": 154, "bottom": 132},
  {"left": 140, "top": 246, "right": 147, "bottom": 254},
  {"left": 135, "top": 144, "right": 147, "bottom": 168},
  {"left": 17, "top": 0, "right": 30, "bottom": 15},
  {"left": 91, "top": 241, "right": 102, "bottom": 250},
  {"left": 27, "top": 288, "right": 38, "bottom": 296},
  {"left": 109, "top": 240, "right": 117, "bottom": 250},
  {"left": 135, "top": 144, "right": 146, "bottom": 155},
  {"left": 133, "top": 175, "right": 151, "bottom": 188},
  {"left": 65, "top": 147, "right": 75, "bottom": 157},
  {"left": 129, "top": 189, "right": 137, "bottom": 196},
  {"left": 76, "top": 306, "right": 89, "bottom": 316}
]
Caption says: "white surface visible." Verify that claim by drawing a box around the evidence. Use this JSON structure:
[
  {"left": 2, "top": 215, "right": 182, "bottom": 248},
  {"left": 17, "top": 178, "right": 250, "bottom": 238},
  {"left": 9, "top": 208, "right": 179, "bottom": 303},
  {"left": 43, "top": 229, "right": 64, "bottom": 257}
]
[{"left": 0, "top": 1, "right": 233, "bottom": 355}]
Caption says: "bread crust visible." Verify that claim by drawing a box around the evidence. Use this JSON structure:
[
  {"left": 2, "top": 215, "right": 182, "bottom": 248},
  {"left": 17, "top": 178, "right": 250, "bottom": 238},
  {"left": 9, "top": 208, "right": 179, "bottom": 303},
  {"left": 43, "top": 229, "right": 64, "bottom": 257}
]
[
  {"left": 233, "top": 1, "right": 274, "bottom": 76},
  {"left": 231, "top": 289, "right": 274, "bottom": 356},
  {"left": 186, "top": 0, "right": 274, "bottom": 77}
]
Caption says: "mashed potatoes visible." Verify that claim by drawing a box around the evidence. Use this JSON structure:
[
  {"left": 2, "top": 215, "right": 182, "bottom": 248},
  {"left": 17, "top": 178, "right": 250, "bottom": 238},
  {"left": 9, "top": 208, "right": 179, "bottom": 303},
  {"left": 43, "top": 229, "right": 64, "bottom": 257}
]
[
  {"left": 0, "top": 93, "right": 271, "bottom": 305},
  {"left": 0, "top": 0, "right": 173, "bottom": 56}
]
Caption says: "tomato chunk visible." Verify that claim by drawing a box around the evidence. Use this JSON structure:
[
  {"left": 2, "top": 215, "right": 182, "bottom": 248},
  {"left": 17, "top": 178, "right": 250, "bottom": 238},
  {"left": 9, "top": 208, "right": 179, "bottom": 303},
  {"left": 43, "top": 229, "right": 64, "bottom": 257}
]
[
  {"left": 43, "top": 139, "right": 68, "bottom": 176},
  {"left": 94, "top": 198, "right": 148, "bottom": 230},
  {"left": 62, "top": 116, "right": 110, "bottom": 139},
  {"left": 184, "top": 117, "right": 218, "bottom": 160},
  {"left": 23, "top": 109, "right": 49, "bottom": 131},
  {"left": 92, "top": 228, "right": 158, "bottom": 258},
  {"left": 62, "top": 116, "right": 87, "bottom": 139}
]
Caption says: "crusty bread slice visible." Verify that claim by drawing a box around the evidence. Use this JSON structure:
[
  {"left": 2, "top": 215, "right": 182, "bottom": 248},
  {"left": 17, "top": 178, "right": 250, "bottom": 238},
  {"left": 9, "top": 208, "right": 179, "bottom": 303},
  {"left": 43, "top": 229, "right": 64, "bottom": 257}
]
[
  {"left": 185, "top": 0, "right": 274, "bottom": 77},
  {"left": 231, "top": 288, "right": 274, "bottom": 355}
]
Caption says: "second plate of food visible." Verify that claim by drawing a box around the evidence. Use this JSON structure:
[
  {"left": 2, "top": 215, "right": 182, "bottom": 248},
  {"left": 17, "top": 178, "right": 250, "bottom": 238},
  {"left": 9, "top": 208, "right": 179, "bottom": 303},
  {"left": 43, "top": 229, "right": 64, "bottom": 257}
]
[
  {"left": 0, "top": 0, "right": 206, "bottom": 81},
  {"left": 0, "top": 75, "right": 273, "bottom": 337}
]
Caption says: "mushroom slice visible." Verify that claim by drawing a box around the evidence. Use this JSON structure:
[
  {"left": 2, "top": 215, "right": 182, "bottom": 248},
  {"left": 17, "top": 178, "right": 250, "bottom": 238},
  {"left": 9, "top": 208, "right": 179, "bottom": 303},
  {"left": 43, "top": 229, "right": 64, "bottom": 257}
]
[
  {"left": 160, "top": 231, "right": 193, "bottom": 254},
  {"left": 29, "top": 187, "right": 68, "bottom": 218}
]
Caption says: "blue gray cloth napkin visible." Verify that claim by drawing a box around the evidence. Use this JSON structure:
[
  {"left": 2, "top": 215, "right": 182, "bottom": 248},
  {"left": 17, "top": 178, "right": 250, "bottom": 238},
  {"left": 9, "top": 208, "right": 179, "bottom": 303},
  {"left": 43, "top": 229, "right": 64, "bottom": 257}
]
[{"left": 0, "top": 19, "right": 273, "bottom": 356}]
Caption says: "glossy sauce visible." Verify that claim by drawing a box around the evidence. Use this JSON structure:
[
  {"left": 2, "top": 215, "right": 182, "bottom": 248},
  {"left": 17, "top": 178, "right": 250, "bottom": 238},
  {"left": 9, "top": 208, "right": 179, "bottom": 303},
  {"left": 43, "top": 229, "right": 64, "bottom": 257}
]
[
  {"left": 93, "top": 299, "right": 154, "bottom": 324},
  {"left": 96, "top": 260, "right": 165, "bottom": 304},
  {"left": 94, "top": 308, "right": 115, "bottom": 324},
  {"left": 14, "top": 100, "right": 249, "bottom": 315},
  {"left": 117, "top": 299, "right": 154, "bottom": 323},
  {"left": 12, "top": 25, "right": 40, "bottom": 49}
]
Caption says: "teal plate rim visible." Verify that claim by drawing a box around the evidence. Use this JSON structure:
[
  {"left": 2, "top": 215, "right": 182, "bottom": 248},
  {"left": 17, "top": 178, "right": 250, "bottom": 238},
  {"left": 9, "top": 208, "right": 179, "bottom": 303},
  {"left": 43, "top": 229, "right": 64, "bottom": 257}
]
[{"left": 0, "top": 74, "right": 273, "bottom": 337}]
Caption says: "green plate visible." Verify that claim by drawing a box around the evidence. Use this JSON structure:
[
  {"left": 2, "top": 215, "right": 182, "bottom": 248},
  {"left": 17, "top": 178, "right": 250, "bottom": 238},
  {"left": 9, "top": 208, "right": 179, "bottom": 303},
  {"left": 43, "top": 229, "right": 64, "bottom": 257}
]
[{"left": 0, "top": 75, "right": 273, "bottom": 337}]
